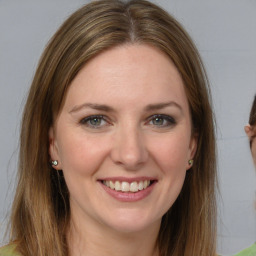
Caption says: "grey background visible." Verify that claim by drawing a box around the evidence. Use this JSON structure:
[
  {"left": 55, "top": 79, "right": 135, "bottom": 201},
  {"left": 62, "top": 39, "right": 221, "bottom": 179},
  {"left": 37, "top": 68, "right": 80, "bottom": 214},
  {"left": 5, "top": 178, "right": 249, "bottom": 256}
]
[{"left": 0, "top": 1, "right": 255, "bottom": 255}]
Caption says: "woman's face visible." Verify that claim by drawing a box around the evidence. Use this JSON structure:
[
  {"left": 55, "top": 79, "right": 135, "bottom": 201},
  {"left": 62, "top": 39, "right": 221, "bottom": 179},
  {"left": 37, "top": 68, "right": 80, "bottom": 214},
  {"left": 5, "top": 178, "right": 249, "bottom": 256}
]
[
  {"left": 245, "top": 124, "right": 256, "bottom": 166},
  {"left": 49, "top": 44, "right": 197, "bottom": 234}
]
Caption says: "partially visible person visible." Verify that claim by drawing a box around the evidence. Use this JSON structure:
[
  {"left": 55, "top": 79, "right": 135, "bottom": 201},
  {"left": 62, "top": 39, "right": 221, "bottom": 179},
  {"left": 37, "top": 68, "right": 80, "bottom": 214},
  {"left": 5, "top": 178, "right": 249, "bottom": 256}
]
[
  {"left": 245, "top": 95, "right": 256, "bottom": 166},
  {"left": 236, "top": 95, "right": 256, "bottom": 255}
]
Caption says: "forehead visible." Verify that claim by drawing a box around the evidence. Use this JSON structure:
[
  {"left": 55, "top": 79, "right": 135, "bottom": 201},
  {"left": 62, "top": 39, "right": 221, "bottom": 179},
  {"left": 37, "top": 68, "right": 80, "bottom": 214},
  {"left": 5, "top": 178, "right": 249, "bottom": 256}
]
[{"left": 63, "top": 44, "right": 189, "bottom": 113}]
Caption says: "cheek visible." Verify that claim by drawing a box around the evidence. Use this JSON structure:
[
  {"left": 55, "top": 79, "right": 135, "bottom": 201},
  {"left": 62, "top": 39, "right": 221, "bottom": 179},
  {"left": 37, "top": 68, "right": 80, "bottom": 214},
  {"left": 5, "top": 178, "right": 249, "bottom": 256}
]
[
  {"left": 149, "top": 133, "right": 191, "bottom": 173},
  {"left": 251, "top": 140, "right": 256, "bottom": 161},
  {"left": 57, "top": 132, "right": 110, "bottom": 176}
]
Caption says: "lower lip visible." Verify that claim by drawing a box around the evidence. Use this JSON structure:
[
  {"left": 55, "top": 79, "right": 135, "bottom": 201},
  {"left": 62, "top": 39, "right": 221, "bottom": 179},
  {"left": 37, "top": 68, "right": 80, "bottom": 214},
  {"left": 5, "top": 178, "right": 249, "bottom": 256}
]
[{"left": 99, "top": 182, "right": 156, "bottom": 202}]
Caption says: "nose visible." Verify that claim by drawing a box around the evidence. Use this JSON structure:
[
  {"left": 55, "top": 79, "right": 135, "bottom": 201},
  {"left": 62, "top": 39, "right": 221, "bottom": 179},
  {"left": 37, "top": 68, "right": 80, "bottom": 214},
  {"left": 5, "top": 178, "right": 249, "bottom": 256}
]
[{"left": 110, "top": 125, "right": 149, "bottom": 170}]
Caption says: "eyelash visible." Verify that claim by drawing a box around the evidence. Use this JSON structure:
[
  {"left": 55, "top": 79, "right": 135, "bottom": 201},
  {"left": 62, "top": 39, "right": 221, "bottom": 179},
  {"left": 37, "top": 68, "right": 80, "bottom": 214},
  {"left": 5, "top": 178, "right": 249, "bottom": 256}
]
[{"left": 79, "top": 114, "right": 176, "bottom": 129}]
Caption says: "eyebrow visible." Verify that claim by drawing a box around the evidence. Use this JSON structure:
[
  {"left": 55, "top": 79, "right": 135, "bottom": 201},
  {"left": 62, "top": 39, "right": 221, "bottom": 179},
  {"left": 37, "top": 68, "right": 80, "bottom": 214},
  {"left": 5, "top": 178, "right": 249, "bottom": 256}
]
[
  {"left": 145, "top": 101, "right": 182, "bottom": 112},
  {"left": 69, "top": 101, "right": 182, "bottom": 113},
  {"left": 69, "top": 103, "right": 114, "bottom": 113}
]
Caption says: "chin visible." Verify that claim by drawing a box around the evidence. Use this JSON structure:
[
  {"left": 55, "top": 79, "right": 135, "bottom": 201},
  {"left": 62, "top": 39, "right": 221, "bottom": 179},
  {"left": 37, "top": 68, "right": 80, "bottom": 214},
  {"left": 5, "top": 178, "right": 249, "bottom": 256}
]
[{"left": 103, "top": 210, "right": 161, "bottom": 234}]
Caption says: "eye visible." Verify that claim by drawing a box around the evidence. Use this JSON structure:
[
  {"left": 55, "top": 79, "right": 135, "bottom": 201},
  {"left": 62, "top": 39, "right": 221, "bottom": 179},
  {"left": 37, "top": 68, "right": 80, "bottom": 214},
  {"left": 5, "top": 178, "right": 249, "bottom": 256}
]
[
  {"left": 80, "top": 115, "right": 109, "bottom": 128},
  {"left": 147, "top": 114, "right": 176, "bottom": 127}
]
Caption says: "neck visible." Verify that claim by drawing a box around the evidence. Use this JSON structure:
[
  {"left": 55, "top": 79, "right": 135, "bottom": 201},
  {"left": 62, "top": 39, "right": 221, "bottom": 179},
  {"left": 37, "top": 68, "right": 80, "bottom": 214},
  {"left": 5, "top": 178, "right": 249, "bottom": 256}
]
[{"left": 68, "top": 215, "right": 160, "bottom": 256}]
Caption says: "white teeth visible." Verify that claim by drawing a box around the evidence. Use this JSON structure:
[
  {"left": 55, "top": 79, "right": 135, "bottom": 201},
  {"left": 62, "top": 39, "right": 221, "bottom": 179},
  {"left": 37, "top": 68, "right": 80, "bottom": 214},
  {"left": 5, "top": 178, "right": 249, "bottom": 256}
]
[
  {"left": 109, "top": 181, "right": 115, "bottom": 189},
  {"left": 143, "top": 180, "right": 148, "bottom": 189},
  {"left": 130, "top": 182, "right": 138, "bottom": 192},
  {"left": 103, "top": 180, "right": 152, "bottom": 193},
  {"left": 115, "top": 181, "right": 121, "bottom": 191},
  {"left": 138, "top": 181, "right": 144, "bottom": 191},
  {"left": 121, "top": 182, "right": 130, "bottom": 192}
]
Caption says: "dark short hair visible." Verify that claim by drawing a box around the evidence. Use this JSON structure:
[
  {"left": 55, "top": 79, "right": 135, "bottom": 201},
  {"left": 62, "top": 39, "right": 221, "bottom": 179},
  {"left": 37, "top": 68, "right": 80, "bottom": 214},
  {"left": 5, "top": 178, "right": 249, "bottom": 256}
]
[{"left": 249, "top": 95, "right": 256, "bottom": 126}]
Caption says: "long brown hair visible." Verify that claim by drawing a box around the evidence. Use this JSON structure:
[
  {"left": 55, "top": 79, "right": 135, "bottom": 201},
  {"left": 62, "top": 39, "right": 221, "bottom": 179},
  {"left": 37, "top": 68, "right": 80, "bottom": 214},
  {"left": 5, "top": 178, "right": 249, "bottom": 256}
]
[{"left": 9, "top": 1, "right": 217, "bottom": 255}]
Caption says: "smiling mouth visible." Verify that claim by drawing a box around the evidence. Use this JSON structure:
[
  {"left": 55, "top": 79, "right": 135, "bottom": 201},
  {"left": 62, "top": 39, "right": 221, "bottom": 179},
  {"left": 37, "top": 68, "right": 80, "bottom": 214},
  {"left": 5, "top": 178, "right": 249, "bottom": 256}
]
[{"left": 101, "top": 180, "right": 155, "bottom": 193}]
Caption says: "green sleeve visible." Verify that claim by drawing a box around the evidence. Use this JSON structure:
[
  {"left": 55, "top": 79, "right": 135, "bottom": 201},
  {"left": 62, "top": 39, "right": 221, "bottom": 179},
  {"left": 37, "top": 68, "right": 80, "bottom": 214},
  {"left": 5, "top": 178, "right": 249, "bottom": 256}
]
[
  {"left": 0, "top": 244, "right": 20, "bottom": 256},
  {"left": 234, "top": 243, "right": 256, "bottom": 256}
]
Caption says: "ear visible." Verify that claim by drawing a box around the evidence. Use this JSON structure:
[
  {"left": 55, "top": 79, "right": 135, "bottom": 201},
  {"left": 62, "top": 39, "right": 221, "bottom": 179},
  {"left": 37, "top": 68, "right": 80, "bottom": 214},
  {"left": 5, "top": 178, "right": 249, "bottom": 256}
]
[
  {"left": 49, "top": 127, "right": 62, "bottom": 170},
  {"left": 186, "top": 133, "right": 198, "bottom": 170},
  {"left": 244, "top": 125, "right": 253, "bottom": 138}
]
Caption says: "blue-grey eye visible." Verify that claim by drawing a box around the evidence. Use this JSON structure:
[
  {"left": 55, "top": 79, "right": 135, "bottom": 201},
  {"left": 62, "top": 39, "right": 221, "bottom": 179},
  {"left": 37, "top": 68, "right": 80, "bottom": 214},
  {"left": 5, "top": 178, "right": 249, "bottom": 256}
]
[
  {"left": 152, "top": 117, "right": 165, "bottom": 126},
  {"left": 80, "top": 115, "right": 107, "bottom": 128},
  {"left": 149, "top": 114, "right": 176, "bottom": 127},
  {"left": 89, "top": 117, "right": 102, "bottom": 126}
]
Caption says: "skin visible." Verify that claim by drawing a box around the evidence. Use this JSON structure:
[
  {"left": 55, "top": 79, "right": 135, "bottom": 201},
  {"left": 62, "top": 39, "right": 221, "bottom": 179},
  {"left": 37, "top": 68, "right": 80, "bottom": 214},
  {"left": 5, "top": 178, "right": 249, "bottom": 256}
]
[
  {"left": 245, "top": 125, "right": 256, "bottom": 166},
  {"left": 49, "top": 44, "right": 197, "bottom": 256}
]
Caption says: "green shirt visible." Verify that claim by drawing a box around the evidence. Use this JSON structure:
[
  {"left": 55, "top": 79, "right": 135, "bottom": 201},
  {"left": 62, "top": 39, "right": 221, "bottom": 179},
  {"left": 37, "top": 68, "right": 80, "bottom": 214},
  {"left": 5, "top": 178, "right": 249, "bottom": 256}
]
[
  {"left": 0, "top": 244, "right": 19, "bottom": 256},
  {"left": 1, "top": 243, "right": 256, "bottom": 256},
  {"left": 233, "top": 243, "right": 256, "bottom": 256}
]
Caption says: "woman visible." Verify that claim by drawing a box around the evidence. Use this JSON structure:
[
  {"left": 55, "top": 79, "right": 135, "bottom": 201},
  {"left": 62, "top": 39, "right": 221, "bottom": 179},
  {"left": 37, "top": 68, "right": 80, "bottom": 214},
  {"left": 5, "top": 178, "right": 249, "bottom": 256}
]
[
  {"left": 238, "top": 95, "right": 256, "bottom": 256},
  {"left": 0, "top": 0, "right": 217, "bottom": 255},
  {"left": 245, "top": 95, "right": 256, "bottom": 166}
]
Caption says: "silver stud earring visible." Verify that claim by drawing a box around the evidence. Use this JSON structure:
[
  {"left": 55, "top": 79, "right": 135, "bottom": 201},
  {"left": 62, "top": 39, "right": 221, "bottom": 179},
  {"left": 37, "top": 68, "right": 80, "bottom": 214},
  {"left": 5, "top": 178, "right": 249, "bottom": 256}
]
[
  {"left": 51, "top": 160, "right": 58, "bottom": 166},
  {"left": 188, "top": 159, "right": 194, "bottom": 166}
]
